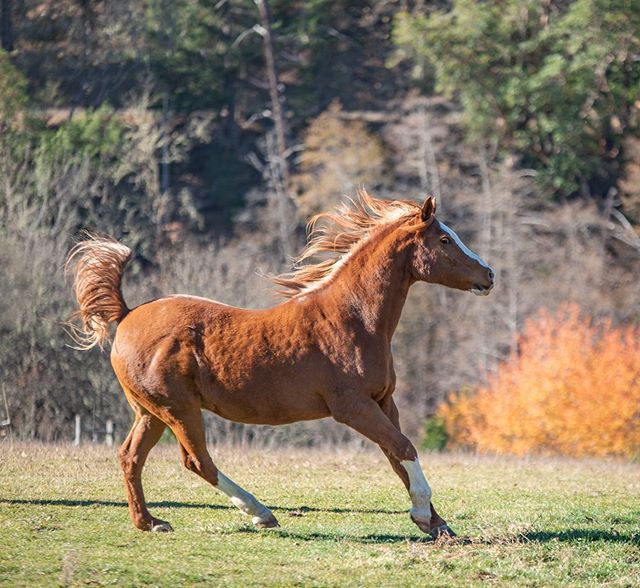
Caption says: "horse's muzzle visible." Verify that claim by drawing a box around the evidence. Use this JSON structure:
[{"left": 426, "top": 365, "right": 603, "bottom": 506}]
[{"left": 470, "top": 267, "right": 495, "bottom": 296}]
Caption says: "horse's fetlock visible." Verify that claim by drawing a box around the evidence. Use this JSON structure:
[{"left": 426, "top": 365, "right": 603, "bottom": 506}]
[
  {"left": 132, "top": 514, "right": 152, "bottom": 531},
  {"left": 410, "top": 507, "right": 432, "bottom": 534}
]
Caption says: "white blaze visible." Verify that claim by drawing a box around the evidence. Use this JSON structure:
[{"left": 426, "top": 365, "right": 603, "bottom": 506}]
[
  {"left": 216, "top": 471, "right": 275, "bottom": 525},
  {"left": 439, "top": 222, "right": 491, "bottom": 269},
  {"left": 401, "top": 458, "right": 433, "bottom": 524}
]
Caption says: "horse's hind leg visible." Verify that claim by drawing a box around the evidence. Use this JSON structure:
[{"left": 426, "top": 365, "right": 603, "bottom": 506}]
[
  {"left": 170, "top": 409, "right": 279, "bottom": 528},
  {"left": 118, "top": 411, "right": 171, "bottom": 532}
]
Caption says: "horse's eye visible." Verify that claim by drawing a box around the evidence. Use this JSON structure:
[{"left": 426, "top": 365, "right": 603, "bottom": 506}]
[{"left": 440, "top": 236, "right": 450, "bottom": 244}]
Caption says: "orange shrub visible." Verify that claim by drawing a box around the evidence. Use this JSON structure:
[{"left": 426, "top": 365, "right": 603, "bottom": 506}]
[{"left": 439, "top": 304, "right": 640, "bottom": 458}]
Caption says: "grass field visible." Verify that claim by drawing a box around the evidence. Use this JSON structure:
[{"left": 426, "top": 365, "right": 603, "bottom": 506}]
[{"left": 1, "top": 443, "right": 639, "bottom": 587}]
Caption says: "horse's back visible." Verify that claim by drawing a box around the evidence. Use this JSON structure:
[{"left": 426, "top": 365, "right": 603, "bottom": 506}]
[{"left": 113, "top": 294, "right": 245, "bottom": 351}]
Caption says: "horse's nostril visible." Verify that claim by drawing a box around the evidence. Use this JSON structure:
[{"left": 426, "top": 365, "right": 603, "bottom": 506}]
[{"left": 487, "top": 268, "right": 495, "bottom": 282}]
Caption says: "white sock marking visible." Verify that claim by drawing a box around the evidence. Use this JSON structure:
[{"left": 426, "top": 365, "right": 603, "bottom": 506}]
[
  {"left": 216, "top": 471, "right": 274, "bottom": 524},
  {"left": 401, "top": 459, "right": 433, "bottom": 523}
]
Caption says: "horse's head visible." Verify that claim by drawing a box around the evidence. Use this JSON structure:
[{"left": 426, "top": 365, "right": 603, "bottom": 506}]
[{"left": 409, "top": 197, "right": 495, "bottom": 295}]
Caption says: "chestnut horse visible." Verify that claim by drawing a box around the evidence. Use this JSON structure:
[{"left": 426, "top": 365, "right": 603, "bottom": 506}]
[{"left": 67, "top": 191, "right": 494, "bottom": 538}]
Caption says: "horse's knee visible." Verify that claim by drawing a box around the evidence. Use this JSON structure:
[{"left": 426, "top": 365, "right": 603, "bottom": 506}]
[
  {"left": 389, "top": 436, "right": 417, "bottom": 462},
  {"left": 401, "top": 442, "right": 418, "bottom": 462}
]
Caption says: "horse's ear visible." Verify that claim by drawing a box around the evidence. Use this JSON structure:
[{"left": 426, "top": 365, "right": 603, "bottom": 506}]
[{"left": 421, "top": 196, "right": 437, "bottom": 222}]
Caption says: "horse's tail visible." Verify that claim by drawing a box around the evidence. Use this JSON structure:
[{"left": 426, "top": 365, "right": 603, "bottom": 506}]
[{"left": 65, "top": 233, "right": 133, "bottom": 351}]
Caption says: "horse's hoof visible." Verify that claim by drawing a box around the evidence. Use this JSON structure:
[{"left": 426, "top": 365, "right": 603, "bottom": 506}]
[
  {"left": 151, "top": 521, "right": 174, "bottom": 533},
  {"left": 253, "top": 513, "right": 280, "bottom": 528},
  {"left": 430, "top": 523, "right": 456, "bottom": 539}
]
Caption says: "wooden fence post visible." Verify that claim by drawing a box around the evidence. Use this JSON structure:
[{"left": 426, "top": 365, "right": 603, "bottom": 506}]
[
  {"left": 0, "top": 385, "right": 11, "bottom": 445},
  {"left": 74, "top": 414, "right": 81, "bottom": 446},
  {"left": 105, "top": 420, "right": 114, "bottom": 447}
]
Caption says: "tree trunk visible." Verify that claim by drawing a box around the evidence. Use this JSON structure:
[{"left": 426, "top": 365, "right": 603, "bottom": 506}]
[
  {"left": 256, "top": 0, "right": 294, "bottom": 260},
  {"left": 1, "top": 0, "right": 13, "bottom": 52},
  {"left": 478, "top": 145, "right": 497, "bottom": 372},
  {"left": 255, "top": 0, "right": 289, "bottom": 189},
  {"left": 418, "top": 105, "right": 442, "bottom": 210}
]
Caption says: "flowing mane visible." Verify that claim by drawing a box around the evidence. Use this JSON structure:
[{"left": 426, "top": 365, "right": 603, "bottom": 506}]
[{"left": 271, "top": 189, "right": 421, "bottom": 298}]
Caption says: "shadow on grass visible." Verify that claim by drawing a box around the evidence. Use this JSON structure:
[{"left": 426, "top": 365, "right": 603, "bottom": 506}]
[
  {"left": 0, "top": 498, "right": 232, "bottom": 510},
  {"left": 232, "top": 526, "right": 432, "bottom": 545},
  {"left": 254, "top": 528, "right": 640, "bottom": 547},
  {"left": 277, "top": 529, "right": 431, "bottom": 544},
  {"left": 523, "top": 529, "right": 640, "bottom": 545},
  {"left": 276, "top": 505, "right": 406, "bottom": 515},
  {"left": 0, "top": 498, "right": 403, "bottom": 515}
]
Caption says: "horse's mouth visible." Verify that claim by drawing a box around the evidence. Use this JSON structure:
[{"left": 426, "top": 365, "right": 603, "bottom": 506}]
[{"left": 470, "top": 284, "right": 493, "bottom": 296}]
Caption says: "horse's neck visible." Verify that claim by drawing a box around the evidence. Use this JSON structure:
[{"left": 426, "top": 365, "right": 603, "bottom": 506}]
[{"left": 320, "top": 228, "right": 413, "bottom": 341}]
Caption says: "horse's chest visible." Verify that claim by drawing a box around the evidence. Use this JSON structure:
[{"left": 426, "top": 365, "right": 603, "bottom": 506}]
[
  {"left": 331, "top": 346, "right": 394, "bottom": 395},
  {"left": 316, "top": 326, "right": 384, "bottom": 371}
]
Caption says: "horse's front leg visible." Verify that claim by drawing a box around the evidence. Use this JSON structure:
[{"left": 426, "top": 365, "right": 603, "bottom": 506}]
[
  {"left": 326, "top": 392, "right": 452, "bottom": 538},
  {"left": 379, "top": 396, "right": 455, "bottom": 538}
]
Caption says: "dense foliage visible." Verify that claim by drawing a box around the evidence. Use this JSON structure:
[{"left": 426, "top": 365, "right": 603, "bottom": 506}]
[
  {"left": 393, "top": 0, "right": 640, "bottom": 196},
  {"left": 440, "top": 304, "right": 640, "bottom": 458}
]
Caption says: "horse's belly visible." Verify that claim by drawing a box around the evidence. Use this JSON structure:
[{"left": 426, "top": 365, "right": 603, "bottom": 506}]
[{"left": 201, "top": 385, "right": 330, "bottom": 426}]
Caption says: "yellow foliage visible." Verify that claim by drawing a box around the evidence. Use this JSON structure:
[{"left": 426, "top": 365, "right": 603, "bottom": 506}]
[
  {"left": 296, "top": 101, "right": 385, "bottom": 215},
  {"left": 439, "top": 304, "right": 640, "bottom": 458}
]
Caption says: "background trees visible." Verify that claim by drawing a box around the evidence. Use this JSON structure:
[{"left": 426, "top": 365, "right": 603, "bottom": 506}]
[
  {"left": 393, "top": 0, "right": 640, "bottom": 199},
  {"left": 0, "top": 0, "right": 638, "bottom": 452},
  {"left": 439, "top": 304, "right": 640, "bottom": 458}
]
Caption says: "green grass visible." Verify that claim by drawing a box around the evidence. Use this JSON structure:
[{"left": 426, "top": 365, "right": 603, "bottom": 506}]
[{"left": 1, "top": 443, "right": 639, "bottom": 587}]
